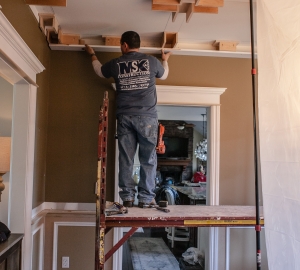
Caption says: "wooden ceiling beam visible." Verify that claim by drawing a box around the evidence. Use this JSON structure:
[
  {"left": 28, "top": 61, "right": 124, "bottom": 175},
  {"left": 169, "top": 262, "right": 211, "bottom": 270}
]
[
  {"left": 195, "top": 0, "right": 224, "bottom": 8},
  {"left": 25, "top": 0, "right": 67, "bottom": 6},
  {"left": 179, "top": 0, "right": 194, "bottom": 3},
  {"left": 194, "top": 5, "right": 218, "bottom": 14},
  {"left": 186, "top": 4, "right": 194, "bottom": 23},
  {"left": 152, "top": 0, "right": 179, "bottom": 5},
  {"left": 172, "top": 11, "right": 179, "bottom": 22},
  {"left": 152, "top": 4, "right": 179, "bottom": 12}
]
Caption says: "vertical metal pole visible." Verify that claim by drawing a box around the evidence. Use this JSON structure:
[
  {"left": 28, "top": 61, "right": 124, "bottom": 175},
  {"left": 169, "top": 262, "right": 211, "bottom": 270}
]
[
  {"left": 95, "top": 92, "right": 109, "bottom": 270},
  {"left": 249, "top": 1, "right": 261, "bottom": 269}
]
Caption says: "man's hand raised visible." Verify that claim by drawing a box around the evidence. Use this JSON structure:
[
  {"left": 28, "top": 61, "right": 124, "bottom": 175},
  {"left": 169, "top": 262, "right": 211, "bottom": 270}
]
[
  {"left": 161, "top": 49, "right": 171, "bottom": 62},
  {"left": 85, "top": 44, "right": 95, "bottom": 56}
]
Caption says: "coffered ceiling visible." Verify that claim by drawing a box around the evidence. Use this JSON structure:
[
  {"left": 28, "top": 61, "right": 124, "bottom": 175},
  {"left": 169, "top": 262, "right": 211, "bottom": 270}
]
[{"left": 27, "top": 0, "right": 257, "bottom": 58}]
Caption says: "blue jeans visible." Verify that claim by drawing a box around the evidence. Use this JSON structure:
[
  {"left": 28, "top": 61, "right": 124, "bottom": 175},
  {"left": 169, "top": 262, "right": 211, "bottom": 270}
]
[{"left": 117, "top": 114, "right": 158, "bottom": 203}]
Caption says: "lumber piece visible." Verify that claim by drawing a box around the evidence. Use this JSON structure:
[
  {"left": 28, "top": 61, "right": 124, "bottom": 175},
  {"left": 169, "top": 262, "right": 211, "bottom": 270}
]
[
  {"left": 58, "top": 29, "right": 80, "bottom": 45},
  {"left": 161, "top": 32, "right": 178, "bottom": 48},
  {"left": 47, "top": 30, "right": 58, "bottom": 44},
  {"left": 179, "top": 0, "right": 194, "bottom": 3},
  {"left": 79, "top": 38, "right": 104, "bottom": 46},
  {"left": 194, "top": 5, "right": 218, "bottom": 14},
  {"left": 172, "top": 11, "right": 179, "bottom": 22},
  {"left": 195, "top": 0, "right": 224, "bottom": 7},
  {"left": 25, "top": 0, "right": 66, "bottom": 6},
  {"left": 186, "top": 3, "right": 194, "bottom": 22},
  {"left": 213, "top": 40, "right": 238, "bottom": 51},
  {"left": 153, "top": 0, "right": 179, "bottom": 5},
  {"left": 38, "top": 13, "right": 58, "bottom": 35},
  {"left": 103, "top": 36, "right": 121, "bottom": 46},
  {"left": 152, "top": 4, "right": 179, "bottom": 12}
]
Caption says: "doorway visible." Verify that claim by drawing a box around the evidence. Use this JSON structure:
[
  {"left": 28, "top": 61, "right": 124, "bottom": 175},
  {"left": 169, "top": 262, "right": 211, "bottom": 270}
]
[{"left": 113, "top": 84, "right": 226, "bottom": 270}]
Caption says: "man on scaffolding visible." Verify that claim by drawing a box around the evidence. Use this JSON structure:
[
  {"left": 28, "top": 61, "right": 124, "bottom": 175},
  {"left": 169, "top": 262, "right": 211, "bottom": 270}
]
[{"left": 85, "top": 31, "right": 171, "bottom": 208}]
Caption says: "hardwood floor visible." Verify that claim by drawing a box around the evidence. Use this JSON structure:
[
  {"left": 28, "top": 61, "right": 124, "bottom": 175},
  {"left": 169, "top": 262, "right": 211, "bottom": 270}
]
[{"left": 122, "top": 227, "right": 193, "bottom": 270}]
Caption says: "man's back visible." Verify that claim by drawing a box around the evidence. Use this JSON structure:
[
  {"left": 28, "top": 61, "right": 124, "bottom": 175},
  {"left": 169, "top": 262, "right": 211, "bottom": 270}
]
[{"left": 101, "top": 51, "right": 165, "bottom": 117}]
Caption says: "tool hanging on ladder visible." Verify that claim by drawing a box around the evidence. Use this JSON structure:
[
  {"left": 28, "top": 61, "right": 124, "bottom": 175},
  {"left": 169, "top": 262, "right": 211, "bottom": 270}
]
[{"left": 156, "top": 123, "right": 166, "bottom": 154}]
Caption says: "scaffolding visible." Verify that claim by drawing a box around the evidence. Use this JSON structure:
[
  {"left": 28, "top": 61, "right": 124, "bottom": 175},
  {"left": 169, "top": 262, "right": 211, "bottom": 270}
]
[{"left": 95, "top": 92, "right": 264, "bottom": 270}]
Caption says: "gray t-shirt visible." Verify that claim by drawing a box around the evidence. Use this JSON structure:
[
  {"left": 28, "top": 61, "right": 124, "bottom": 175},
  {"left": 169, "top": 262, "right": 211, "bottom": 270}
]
[{"left": 101, "top": 51, "right": 165, "bottom": 117}]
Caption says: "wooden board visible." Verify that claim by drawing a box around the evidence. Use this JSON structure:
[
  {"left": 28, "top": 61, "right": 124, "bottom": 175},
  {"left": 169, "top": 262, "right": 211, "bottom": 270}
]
[
  {"left": 213, "top": 40, "right": 238, "bottom": 51},
  {"left": 195, "top": 0, "right": 224, "bottom": 7},
  {"left": 25, "top": 0, "right": 66, "bottom": 6},
  {"left": 106, "top": 205, "right": 264, "bottom": 227},
  {"left": 58, "top": 30, "right": 80, "bottom": 45}
]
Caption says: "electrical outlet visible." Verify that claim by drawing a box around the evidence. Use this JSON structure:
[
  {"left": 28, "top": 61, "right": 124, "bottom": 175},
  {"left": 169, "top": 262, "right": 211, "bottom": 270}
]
[{"left": 62, "top": 256, "right": 69, "bottom": 268}]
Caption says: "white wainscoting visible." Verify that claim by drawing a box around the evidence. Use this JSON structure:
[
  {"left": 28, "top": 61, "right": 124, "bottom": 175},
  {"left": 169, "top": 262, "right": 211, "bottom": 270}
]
[
  {"left": 31, "top": 223, "right": 44, "bottom": 270},
  {"left": 52, "top": 221, "right": 95, "bottom": 270}
]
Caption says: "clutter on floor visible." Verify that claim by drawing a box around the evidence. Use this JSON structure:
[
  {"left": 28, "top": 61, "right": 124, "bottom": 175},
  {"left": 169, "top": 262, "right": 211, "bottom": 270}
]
[
  {"left": 179, "top": 247, "right": 204, "bottom": 270},
  {"left": 129, "top": 237, "right": 180, "bottom": 270}
]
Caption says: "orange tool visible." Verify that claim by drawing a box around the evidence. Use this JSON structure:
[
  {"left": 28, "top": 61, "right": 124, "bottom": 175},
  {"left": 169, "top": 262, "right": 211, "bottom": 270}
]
[{"left": 156, "top": 123, "right": 166, "bottom": 154}]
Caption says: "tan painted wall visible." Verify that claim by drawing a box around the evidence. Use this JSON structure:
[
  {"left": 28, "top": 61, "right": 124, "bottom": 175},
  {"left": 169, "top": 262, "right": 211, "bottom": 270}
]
[
  {"left": 1, "top": 0, "right": 52, "bottom": 208},
  {"left": 57, "top": 226, "right": 95, "bottom": 270},
  {"left": 45, "top": 52, "right": 256, "bottom": 205},
  {"left": 0, "top": 77, "right": 13, "bottom": 136},
  {"left": 43, "top": 212, "right": 113, "bottom": 270},
  {"left": 45, "top": 51, "right": 117, "bottom": 202}
]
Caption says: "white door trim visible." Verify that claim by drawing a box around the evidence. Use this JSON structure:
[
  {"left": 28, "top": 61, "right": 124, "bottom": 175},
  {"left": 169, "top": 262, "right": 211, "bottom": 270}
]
[
  {"left": 113, "top": 84, "right": 226, "bottom": 270},
  {"left": 0, "top": 9, "right": 45, "bottom": 270}
]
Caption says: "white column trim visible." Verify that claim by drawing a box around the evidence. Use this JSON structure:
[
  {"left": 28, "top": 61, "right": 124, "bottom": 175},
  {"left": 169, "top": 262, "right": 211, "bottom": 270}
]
[
  {"left": 224, "top": 226, "right": 257, "bottom": 270},
  {"left": 32, "top": 223, "right": 44, "bottom": 270},
  {"left": 24, "top": 84, "right": 37, "bottom": 270},
  {"left": 207, "top": 105, "right": 220, "bottom": 206},
  {"left": 207, "top": 106, "right": 221, "bottom": 270},
  {"left": 0, "top": 9, "right": 45, "bottom": 270}
]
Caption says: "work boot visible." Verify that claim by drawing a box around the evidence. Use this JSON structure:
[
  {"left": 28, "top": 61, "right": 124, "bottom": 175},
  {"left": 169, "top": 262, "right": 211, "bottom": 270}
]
[
  {"left": 138, "top": 198, "right": 158, "bottom": 208},
  {"left": 123, "top": 201, "right": 134, "bottom": 208}
]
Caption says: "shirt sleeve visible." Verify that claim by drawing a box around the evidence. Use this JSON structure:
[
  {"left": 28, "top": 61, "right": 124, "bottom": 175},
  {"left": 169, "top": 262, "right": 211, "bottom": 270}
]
[
  {"left": 92, "top": 60, "right": 105, "bottom": 78},
  {"left": 159, "top": 61, "right": 169, "bottom": 80}
]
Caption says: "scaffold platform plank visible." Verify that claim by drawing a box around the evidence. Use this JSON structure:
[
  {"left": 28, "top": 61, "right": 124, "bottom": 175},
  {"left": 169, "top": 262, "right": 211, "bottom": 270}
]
[{"left": 105, "top": 205, "right": 264, "bottom": 227}]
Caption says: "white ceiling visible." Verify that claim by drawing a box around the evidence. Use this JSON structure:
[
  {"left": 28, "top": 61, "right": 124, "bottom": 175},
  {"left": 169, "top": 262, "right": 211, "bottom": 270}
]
[{"left": 29, "top": 0, "right": 257, "bottom": 58}]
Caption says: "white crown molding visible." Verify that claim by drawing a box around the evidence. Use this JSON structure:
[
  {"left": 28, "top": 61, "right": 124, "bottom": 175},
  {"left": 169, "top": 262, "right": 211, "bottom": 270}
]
[
  {"left": 0, "top": 10, "right": 45, "bottom": 81},
  {"left": 49, "top": 43, "right": 254, "bottom": 58},
  {"left": 111, "top": 83, "right": 226, "bottom": 106},
  {"left": 156, "top": 85, "right": 226, "bottom": 106}
]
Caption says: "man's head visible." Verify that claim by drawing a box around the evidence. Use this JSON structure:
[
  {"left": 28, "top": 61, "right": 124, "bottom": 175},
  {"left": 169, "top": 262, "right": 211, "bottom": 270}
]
[{"left": 120, "top": 31, "right": 140, "bottom": 54}]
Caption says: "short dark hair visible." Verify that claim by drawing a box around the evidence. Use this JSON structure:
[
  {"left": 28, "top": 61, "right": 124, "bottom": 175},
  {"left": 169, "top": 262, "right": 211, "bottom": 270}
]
[{"left": 120, "top": 31, "right": 140, "bottom": 49}]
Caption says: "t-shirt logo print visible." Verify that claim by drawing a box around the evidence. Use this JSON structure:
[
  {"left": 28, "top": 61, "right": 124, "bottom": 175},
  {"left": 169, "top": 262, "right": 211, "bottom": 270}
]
[
  {"left": 118, "top": 59, "right": 149, "bottom": 74},
  {"left": 117, "top": 59, "right": 151, "bottom": 91}
]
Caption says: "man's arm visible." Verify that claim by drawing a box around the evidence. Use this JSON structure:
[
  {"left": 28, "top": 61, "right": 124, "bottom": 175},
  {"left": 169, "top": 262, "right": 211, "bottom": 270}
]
[
  {"left": 84, "top": 44, "right": 105, "bottom": 78},
  {"left": 159, "top": 49, "right": 171, "bottom": 80}
]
